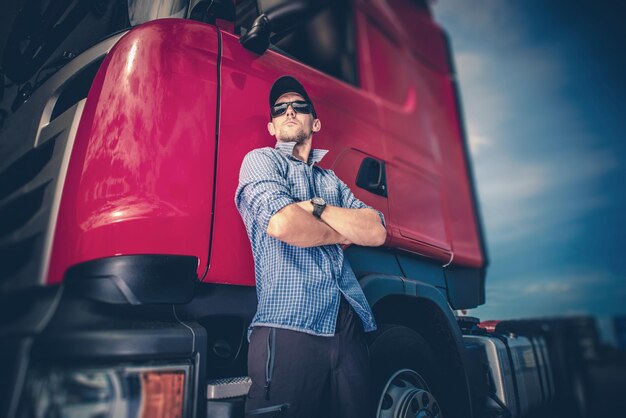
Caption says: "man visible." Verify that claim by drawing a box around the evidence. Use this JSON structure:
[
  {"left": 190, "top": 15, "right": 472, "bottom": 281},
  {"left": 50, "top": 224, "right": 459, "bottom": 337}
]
[{"left": 235, "top": 75, "right": 386, "bottom": 418}]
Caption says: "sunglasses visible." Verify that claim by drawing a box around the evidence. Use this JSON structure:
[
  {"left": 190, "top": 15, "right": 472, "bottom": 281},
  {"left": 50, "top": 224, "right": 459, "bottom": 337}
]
[{"left": 270, "top": 100, "right": 313, "bottom": 117}]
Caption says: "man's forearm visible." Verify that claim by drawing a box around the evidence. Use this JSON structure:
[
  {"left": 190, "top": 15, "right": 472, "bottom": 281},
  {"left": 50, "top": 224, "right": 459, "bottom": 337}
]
[
  {"left": 267, "top": 203, "right": 350, "bottom": 247},
  {"left": 296, "top": 201, "right": 386, "bottom": 246}
]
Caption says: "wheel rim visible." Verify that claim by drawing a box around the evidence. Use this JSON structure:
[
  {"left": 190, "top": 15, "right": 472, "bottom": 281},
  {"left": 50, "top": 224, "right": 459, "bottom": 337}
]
[{"left": 376, "top": 369, "right": 442, "bottom": 418}]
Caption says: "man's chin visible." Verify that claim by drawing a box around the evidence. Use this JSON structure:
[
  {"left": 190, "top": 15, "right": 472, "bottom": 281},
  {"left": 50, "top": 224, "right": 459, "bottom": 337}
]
[{"left": 279, "top": 136, "right": 307, "bottom": 144}]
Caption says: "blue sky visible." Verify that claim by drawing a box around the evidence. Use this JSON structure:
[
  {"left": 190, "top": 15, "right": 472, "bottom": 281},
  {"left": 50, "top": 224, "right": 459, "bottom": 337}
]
[{"left": 431, "top": 0, "right": 626, "bottom": 332}]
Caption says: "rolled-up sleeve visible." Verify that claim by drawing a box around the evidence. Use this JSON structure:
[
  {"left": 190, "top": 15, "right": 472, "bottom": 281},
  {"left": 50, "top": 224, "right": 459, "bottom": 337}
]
[
  {"left": 334, "top": 172, "right": 386, "bottom": 227},
  {"left": 235, "top": 150, "right": 295, "bottom": 233}
]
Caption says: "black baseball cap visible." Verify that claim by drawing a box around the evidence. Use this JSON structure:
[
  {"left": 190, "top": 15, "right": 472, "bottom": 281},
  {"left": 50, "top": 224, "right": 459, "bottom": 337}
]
[{"left": 269, "top": 75, "right": 317, "bottom": 118}]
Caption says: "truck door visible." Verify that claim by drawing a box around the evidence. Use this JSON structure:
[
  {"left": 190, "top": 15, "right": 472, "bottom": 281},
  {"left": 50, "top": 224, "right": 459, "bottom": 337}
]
[
  {"left": 354, "top": 1, "right": 453, "bottom": 261},
  {"left": 205, "top": 0, "right": 391, "bottom": 285}
]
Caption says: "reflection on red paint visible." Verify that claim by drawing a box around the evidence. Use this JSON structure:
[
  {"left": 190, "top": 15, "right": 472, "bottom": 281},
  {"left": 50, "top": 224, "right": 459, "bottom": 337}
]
[{"left": 48, "top": 20, "right": 219, "bottom": 283}]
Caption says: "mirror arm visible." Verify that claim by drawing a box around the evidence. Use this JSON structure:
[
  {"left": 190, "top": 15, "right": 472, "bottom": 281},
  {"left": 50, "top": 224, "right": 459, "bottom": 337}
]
[{"left": 240, "top": 0, "right": 328, "bottom": 54}]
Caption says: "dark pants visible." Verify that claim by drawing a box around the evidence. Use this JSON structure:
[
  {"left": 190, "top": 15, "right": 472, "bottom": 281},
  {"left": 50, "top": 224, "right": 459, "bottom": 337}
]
[{"left": 245, "top": 297, "right": 371, "bottom": 418}]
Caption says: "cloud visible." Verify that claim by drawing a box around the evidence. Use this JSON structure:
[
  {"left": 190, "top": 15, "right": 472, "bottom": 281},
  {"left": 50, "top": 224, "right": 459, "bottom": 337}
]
[
  {"left": 432, "top": 9, "right": 617, "bottom": 247},
  {"left": 433, "top": 0, "right": 528, "bottom": 49},
  {"left": 474, "top": 144, "right": 616, "bottom": 245},
  {"left": 473, "top": 268, "right": 623, "bottom": 319},
  {"left": 523, "top": 281, "right": 572, "bottom": 295},
  {"left": 433, "top": 0, "right": 626, "bottom": 325},
  {"left": 454, "top": 52, "right": 511, "bottom": 136},
  {"left": 466, "top": 132, "right": 491, "bottom": 155}
]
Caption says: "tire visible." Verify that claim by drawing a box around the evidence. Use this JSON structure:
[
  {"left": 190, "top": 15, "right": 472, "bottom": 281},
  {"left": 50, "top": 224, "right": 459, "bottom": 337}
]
[{"left": 368, "top": 324, "right": 445, "bottom": 418}]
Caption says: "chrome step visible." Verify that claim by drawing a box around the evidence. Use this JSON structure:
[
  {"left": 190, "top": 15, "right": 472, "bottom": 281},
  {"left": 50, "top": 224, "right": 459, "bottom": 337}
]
[{"left": 207, "top": 376, "right": 252, "bottom": 400}]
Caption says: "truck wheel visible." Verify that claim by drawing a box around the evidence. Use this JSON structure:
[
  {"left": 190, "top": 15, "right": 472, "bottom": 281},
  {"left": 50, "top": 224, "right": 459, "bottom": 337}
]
[{"left": 369, "top": 324, "right": 444, "bottom": 418}]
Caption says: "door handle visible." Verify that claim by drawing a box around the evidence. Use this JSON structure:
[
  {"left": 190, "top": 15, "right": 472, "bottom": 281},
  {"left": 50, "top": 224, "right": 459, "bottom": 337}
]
[{"left": 356, "top": 157, "right": 387, "bottom": 197}]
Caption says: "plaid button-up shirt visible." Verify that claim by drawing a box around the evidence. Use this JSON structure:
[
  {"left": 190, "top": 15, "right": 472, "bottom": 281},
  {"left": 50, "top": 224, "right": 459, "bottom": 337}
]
[{"left": 235, "top": 141, "right": 384, "bottom": 338}]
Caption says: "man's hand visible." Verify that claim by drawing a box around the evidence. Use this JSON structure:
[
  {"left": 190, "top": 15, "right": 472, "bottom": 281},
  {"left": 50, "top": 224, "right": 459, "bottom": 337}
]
[
  {"left": 295, "top": 201, "right": 386, "bottom": 247},
  {"left": 267, "top": 203, "right": 351, "bottom": 247}
]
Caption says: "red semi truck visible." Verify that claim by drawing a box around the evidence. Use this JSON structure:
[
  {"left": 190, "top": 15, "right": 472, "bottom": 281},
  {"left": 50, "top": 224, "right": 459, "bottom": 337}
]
[{"left": 0, "top": 1, "right": 573, "bottom": 417}]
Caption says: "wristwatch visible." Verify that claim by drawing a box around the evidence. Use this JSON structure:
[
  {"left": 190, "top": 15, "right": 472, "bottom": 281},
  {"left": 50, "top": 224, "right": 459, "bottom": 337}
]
[{"left": 310, "top": 197, "right": 327, "bottom": 218}]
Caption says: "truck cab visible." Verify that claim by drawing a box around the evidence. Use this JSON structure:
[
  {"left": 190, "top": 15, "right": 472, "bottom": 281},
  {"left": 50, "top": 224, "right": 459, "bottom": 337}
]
[{"left": 0, "top": 1, "right": 495, "bottom": 417}]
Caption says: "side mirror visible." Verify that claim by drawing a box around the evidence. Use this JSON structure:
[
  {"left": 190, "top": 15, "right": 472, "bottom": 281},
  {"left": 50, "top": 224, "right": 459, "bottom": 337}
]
[
  {"left": 240, "top": 0, "right": 327, "bottom": 54},
  {"left": 240, "top": 14, "right": 272, "bottom": 55},
  {"left": 189, "top": 0, "right": 235, "bottom": 24}
]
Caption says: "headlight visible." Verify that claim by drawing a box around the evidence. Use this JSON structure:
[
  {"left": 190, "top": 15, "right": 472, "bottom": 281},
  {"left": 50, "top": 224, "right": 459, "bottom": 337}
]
[{"left": 17, "top": 363, "right": 191, "bottom": 418}]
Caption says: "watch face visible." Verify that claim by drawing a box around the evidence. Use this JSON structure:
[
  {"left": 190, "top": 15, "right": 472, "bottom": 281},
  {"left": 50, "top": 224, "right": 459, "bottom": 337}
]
[{"left": 312, "top": 197, "right": 326, "bottom": 205}]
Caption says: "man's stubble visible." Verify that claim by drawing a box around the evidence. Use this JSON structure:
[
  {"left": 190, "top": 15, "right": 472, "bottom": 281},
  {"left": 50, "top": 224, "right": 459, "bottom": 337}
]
[{"left": 278, "top": 126, "right": 309, "bottom": 144}]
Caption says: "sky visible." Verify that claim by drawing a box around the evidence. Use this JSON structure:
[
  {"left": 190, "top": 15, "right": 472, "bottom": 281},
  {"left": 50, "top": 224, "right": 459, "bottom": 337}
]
[{"left": 431, "top": 0, "right": 626, "bottom": 338}]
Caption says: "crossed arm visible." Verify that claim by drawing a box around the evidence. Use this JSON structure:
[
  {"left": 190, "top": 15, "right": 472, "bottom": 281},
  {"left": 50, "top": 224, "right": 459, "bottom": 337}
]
[
  {"left": 266, "top": 201, "right": 386, "bottom": 248},
  {"left": 236, "top": 150, "right": 386, "bottom": 249}
]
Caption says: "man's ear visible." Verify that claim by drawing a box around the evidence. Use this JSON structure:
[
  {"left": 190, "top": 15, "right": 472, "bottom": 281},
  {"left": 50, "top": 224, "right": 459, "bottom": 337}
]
[
  {"left": 267, "top": 122, "right": 276, "bottom": 136},
  {"left": 312, "top": 118, "right": 321, "bottom": 133}
]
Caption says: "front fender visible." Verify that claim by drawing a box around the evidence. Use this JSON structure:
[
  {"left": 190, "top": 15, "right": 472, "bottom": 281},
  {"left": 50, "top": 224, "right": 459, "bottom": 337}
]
[{"left": 48, "top": 19, "right": 220, "bottom": 284}]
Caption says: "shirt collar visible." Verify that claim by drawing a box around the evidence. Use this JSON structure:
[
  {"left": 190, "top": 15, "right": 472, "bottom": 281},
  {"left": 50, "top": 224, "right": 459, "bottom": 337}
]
[{"left": 274, "top": 141, "right": 329, "bottom": 165}]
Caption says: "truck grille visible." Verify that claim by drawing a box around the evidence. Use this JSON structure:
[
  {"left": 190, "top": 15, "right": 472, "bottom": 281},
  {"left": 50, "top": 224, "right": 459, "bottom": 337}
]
[
  {"left": 0, "top": 185, "right": 50, "bottom": 280},
  {"left": 0, "top": 100, "right": 83, "bottom": 291},
  {"left": 0, "top": 140, "right": 55, "bottom": 279},
  {"left": 0, "top": 34, "right": 123, "bottom": 291},
  {"left": 0, "top": 235, "right": 40, "bottom": 278},
  {"left": 0, "top": 139, "right": 55, "bottom": 200},
  {"left": 0, "top": 183, "right": 49, "bottom": 236}
]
